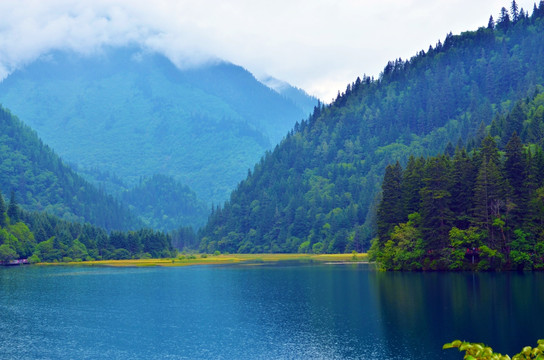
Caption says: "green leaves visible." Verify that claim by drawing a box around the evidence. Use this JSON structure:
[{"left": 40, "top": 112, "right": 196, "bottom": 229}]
[{"left": 444, "top": 339, "right": 544, "bottom": 360}]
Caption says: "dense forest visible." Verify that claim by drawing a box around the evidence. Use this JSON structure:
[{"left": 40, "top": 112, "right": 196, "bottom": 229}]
[
  {"left": 0, "top": 106, "right": 140, "bottom": 230},
  {"left": 121, "top": 174, "right": 208, "bottom": 231},
  {"left": 372, "top": 90, "right": 544, "bottom": 271},
  {"left": 199, "top": 2, "right": 544, "bottom": 254},
  {"left": 0, "top": 190, "right": 175, "bottom": 263}
]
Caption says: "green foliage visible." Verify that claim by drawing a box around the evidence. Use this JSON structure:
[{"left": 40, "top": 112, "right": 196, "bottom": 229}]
[
  {"left": 0, "top": 243, "right": 17, "bottom": 262},
  {"left": 199, "top": 7, "right": 544, "bottom": 254},
  {"left": 444, "top": 339, "right": 544, "bottom": 359}
]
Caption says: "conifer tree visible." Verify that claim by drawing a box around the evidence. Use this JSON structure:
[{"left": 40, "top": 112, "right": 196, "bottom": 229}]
[
  {"left": 0, "top": 192, "right": 6, "bottom": 227},
  {"left": 488, "top": 15, "right": 495, "bottom": 29},
  {"left": 504, "top": 132, "right": 527, "bottom": 228},
  {"left": 450, "top": 148, "right": 477, "bottom": 229},
  {"left": 401, "top": 156, "right": 424, "bottom": 217},
  {"left": 420, "top": 155, "right": 453, "bottom": 250},
  {"left": 511, "top": 0, "right": 519, "bottom": 23},
  {"left": 377, "top": 161, "right": 403, "bottom": 245},
  {"left": 7, "top": 190, "right": 19, "bottom": 223}
]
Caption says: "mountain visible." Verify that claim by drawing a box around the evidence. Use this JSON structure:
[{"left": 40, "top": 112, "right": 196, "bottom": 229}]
[
  {"left": 260, "top": 76, "right": 319, "bottom": 117},
  {"left": 0, "top": 48, "right": 316, "bottom": 205},
  {"left": 0, "top": 106, "right": 139, "bottom": 230},
  {"left": 198, "top": 4, "right": 544, "bottom": 254}
]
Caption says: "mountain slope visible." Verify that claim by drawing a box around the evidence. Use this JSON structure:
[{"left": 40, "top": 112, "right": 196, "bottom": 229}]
[
  {"left": 0, "top": 48, "right": 316, "bottom": 204},
  {"left": 121, "top": 174, "right": 208, "bottom": 232},
  {"left": 198, "top": 5, "right": 544, "bottom": 253},
  {"left": 0, "top": 106, "right": 139, "bottom": 230}
]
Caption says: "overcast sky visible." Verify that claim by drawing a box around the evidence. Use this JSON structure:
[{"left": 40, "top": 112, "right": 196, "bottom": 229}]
[{"left": 0, "top": 0, "right": 536, "bottom": 101}]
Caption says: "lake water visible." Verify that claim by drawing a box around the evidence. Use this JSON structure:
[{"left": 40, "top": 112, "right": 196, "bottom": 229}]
[{"left": 1, "top": 263, "right": 543, "bottom": 359}]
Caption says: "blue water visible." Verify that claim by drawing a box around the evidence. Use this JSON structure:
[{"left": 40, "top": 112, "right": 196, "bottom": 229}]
[{"left": 1, "top": 263, "right": 543, "bottom": 359}]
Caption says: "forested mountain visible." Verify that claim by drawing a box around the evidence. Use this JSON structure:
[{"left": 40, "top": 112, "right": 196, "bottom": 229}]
[
  {"left": 0, "top": 48, "right": 316, "bottom": 205},
  {"left": 0, "top": 191, "right": 174, "bottom": 263},
  {"left": 121, "top": 174, "right": 208, "bottom": 232},
  {"left": 198, "top": 3, "right": 544, "bottom": 254},
  {"left": 373, "top": 91, "right": 544, "bottom": 270},
  {"left": 0, "top": 106, "right": 139, "bottom": 230}
]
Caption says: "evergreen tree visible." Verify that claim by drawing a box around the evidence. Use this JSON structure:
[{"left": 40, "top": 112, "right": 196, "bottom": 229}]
[
  {"left": 450, "top": 148, "right": 476, "bottom": 229},
  {"left": 419, "top": 155, "right": 453, "bottom": 251},
  {"left": 498, "top": 7, "right": 511, "bottom": 30},
  {"left": 401, "top": 156, "right": 424, "bottom": 217},
  {"left": 504, "top": 132, "right": 527, "bottom": 228},
  {"left": 488, "top": 15, "right": 495, "bottom": 29},
  {"left": 472, "top": 157, "right": 509, "bottom": 249},
  {"left": 511, "top": 0, "right": 519, "bottom": 23},
  {"left": 377, "top": 162, "right": 403, "bottom": 244},
  {"left": 0, "top": 191, "right": 6, "bottom": 227},
  {"left": 7, "top": 190, "right": 19, "bottom": 223}
]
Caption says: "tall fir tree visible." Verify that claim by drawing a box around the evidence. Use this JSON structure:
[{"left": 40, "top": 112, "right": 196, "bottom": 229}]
[
  {"left": 7, "top": 190, "right": 19, "bottom": 223},
  {"left": 504, "top": 132, "right": 527, "bottom": 229},
  {"left": 450, "top": 148, "right": 477, "bottom": 229},
  {"left": 377, "top": 161, "right": 403, "bottom": 245},
  {"left": 0, "top": 191, "right": 6, "bottom": 227},
  {"left": 420, "top": 155, "right": 453, "bottom": 251}
]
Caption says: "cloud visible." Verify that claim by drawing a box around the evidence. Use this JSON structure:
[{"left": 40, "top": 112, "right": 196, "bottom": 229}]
[{"left": 0, "top": 0, "right": 536, "bottom": 100}]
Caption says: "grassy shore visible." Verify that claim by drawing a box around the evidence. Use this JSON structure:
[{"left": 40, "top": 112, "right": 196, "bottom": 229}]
[{"left": 39, "top": 253, "right": 369, "bottom": 267}]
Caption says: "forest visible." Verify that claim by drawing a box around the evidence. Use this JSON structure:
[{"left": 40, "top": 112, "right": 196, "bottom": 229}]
[
  {"left": 0, "top": 189, "right": 175, "bottom": 263},
  {"left": 198, "top": 1, "right": 544, "bottom": 254},
  {"left": 372, "top": 89, "right": 544, "bottom": 271},
  {"left": 0, "top": 106, "right": 140, "bottom": 230}
]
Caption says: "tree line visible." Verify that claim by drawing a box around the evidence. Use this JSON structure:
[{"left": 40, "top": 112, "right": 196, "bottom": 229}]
[{"left": 0, "top": 190, "right": 175, "bottom": 263}]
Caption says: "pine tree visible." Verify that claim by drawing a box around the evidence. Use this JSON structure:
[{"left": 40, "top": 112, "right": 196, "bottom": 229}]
[
  {"left": 472, "top": 157, "right": 509, "bottom": 249},
  {"left": 401, "top": 156, "right": 424, "bottom": 217},
  {"left": 511, "top": 0, "right": 519, "bottom": 23},
  {"left": 498, "top": 7, "right": 511, "bottom": 30},
  {"left": 450, "top": 148, "right": 477, "bottom": 229},
  {"left": 7, "top": 191, "right": 19, "bottom": 223},
  {"left": 420, "top": 155, "right": 453, "bottom": 251},
  {"left": 504, "top": 132, "right": 527, "bottom": 228},
  {"left": 377, "top": 161, "right": 403, "bottom": 245},
  {"left": 488, "top": 15, "right": 495, "bottom": 29},
  {"left": 0, "top": 192, "right": 6, "bottom": 227}
]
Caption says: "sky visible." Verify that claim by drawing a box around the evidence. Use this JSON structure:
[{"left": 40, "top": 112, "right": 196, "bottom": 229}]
[{"left": 0, "top": 0, "right": 536, "bottom": 101}]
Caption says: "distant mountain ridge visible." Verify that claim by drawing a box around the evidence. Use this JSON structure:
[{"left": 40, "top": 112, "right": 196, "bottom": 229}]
[{"left": 0, "top": 48, "right": 317, "bottom": 206}]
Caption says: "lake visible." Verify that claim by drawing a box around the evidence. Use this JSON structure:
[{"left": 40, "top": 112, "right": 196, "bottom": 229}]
[{"left": 1, "top": 263, "right": 543, "bottom": 359}]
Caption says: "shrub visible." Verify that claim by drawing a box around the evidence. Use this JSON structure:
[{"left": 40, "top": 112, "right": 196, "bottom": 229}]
[{"left": 444, "top": 339, "right": 544, "bottom": 359}]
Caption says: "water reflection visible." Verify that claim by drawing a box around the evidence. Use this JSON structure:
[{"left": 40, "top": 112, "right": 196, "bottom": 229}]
[{"left": 370, "top": 271, "right": 544, "bottom": 357}]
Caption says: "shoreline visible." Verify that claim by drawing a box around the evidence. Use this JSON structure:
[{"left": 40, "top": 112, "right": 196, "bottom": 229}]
[{"left": 36, "top": 253, "right": 369, "bottom": 267}]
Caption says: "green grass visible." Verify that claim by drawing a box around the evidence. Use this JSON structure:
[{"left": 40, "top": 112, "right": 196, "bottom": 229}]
[{"left": 38, "top": 253, "right": 369, "bottom": 267}]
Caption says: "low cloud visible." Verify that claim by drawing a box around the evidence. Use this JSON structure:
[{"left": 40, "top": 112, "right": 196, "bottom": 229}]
[{"left": 0, "top": 0, "right": 534, "bottom": 100}]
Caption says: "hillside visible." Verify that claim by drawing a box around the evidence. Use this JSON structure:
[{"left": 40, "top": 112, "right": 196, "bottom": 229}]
[
  {"left": 0, "top": 48, "right": 316, "bottom": 205},
  {"left": 373, "top": 91, "right": 544, "bottom": 271},
  {"left": 121, "top": 174, "right": 208, "bottom": 232},
  {"left": 0, "top": 106, "right": 139, "bottom": 230},
  {"left": 198, "top": 4, "right": 544, "bottom": 254}
]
